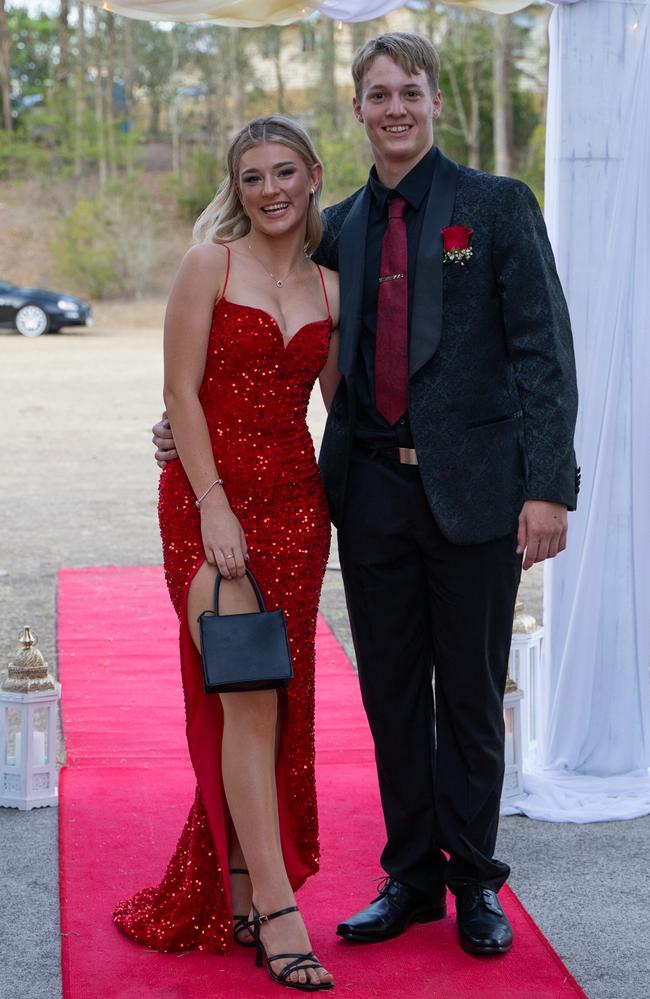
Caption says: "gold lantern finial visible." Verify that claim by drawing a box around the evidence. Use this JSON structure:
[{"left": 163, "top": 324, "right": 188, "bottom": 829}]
[
  {"left": 1, "top": 628, "right": 56, "bottom": 694},
  {"left": 512, "top": 600, "right": 538, "bottom": 635},
  {"left": 20, "top": 626, "right": 37, "bottom": 648}
]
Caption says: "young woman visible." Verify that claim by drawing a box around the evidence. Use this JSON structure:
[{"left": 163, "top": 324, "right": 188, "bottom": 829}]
[{"left": 114, "top": 116, "right": 340, "bottom": 992}]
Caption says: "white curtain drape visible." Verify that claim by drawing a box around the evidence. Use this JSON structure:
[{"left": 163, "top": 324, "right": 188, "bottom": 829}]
[
  {"left": 511, "top": 0, "right": 650, "bottom": 822},
  {"left": 81, "top": 0, "right": 531, "bottom": 25}
]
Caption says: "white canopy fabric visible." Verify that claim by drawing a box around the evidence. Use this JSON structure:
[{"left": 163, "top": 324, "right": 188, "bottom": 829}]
[
  {"left": 82, "top": 0, "right": 531, "bottom": 25},
  {"left": 511, "top": 0, "right": 650, "bottom": 822}
]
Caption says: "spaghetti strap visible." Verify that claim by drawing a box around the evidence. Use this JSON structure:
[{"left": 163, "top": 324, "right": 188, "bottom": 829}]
[
  {"left": 315, "top": 264, "right": 331, "bottom": 320},
  {"left": 222, "top": 245, "right": 231, "bottom": 298}
]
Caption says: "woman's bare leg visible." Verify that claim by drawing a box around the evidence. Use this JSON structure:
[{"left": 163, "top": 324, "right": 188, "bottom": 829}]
[{"left": 187, "top": 563, "right": 332, "bottom": 986}]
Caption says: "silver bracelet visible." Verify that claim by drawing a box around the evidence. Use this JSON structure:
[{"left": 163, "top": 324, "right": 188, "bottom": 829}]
[{"left": 195, "top": 478, "right": 224, "bottom": 508}]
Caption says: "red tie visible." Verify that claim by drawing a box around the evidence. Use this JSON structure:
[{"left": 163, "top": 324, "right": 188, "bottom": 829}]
[{"left": 375, "top": 196, "right": 408, "bottom": 425}]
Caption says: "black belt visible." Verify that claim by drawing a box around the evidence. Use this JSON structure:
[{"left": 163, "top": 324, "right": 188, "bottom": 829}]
[{"left": 354, "top": 442, "right": 419, "bottom": 466}]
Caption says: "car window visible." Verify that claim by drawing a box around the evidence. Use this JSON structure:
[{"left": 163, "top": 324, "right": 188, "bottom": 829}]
[{"left": 0, "top": 281, "right": 18, "bottom": 292}]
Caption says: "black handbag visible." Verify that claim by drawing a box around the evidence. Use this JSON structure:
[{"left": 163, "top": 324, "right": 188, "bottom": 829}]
[{"left": 198, "top": 569, "right": 293, "bottom": 694}]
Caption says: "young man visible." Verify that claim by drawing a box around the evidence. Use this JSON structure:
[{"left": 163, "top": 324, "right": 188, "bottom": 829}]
[{"left": 154, "top": 33, "right": 578, "bottom": 956}]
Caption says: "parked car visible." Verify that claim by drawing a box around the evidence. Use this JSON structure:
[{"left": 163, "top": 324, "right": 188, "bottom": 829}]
[{"left": 0, "top": 281, "right": 92, "bottom": 337}]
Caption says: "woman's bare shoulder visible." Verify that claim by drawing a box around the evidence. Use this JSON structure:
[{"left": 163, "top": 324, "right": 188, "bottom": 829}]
[
  {"left": 176, "top": 242, "right": 229, "bottom": 297},
  {"left": 183, "top": 241, "right": 229, "bottom": 271}
]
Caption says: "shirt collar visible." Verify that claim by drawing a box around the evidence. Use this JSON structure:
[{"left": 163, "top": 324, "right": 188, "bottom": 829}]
[{"left": 368, "top": 146, "right": 438, "bottom": 213}]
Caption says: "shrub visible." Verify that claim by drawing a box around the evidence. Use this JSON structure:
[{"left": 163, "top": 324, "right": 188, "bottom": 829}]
[
  {"left": 166, "top": 149, "right": 225, "bottom": 222},
  {"left": 52, "top": 180, "right": 162, "bottom": 299},
  {"left": 316, "top": 128, "right": 370, "bottom": 206}
]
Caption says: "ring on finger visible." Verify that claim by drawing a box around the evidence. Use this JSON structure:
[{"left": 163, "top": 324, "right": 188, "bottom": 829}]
[{"left": 225, "top": 553, "right": 236, "bottom": 560}]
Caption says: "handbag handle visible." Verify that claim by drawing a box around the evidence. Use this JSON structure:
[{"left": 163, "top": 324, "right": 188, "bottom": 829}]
[{"left": 211, "top": 568, "right": 267, "bottom": 616}]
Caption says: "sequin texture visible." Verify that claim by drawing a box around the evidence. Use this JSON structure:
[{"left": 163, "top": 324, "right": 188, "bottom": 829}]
[{"left": 113, "top": 295, "right": 331, "bottom": 954}]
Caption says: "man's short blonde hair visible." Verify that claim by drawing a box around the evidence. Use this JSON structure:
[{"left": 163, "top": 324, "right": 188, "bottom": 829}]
[{"left": 351, "top": 32, "right": 441, "bottom": 100}]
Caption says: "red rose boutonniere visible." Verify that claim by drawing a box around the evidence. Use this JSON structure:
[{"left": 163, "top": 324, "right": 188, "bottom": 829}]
[{"left": 441, "top": 225, "right": 474, "bottom": 265}]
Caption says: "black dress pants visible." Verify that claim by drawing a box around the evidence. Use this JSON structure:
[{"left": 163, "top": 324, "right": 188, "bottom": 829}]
[{"left": 337, "top": 449, "right": 522, "bottom": 896}]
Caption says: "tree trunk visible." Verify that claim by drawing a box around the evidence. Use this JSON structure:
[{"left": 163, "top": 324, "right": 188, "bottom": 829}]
[
  {"left": 319, "top": 18, "right": 338, "bottom": 130},
  {"left": 105, "top": 11, "right": 117, "bottom": 177},
  {"left": 73, "top": 0, "right": 86, "bottom": 176},
  {"left": 538, "top": 4, "right": 552, "bottom": 125},
  {"left": 232, "top": 29, "right": 247, "bottom": 128},
  {"left": 492, "top": 14, "right": 513, "bottom": 176},
  {"left": 350, "top": 22, "right": 367, "bottom": 54},
  {"left": 122, "top": 19, "right": 135, "bottom": 172},
  {"left": 170, "top": 30, "right": 180, "bottom": 177},
  {"left": 421, "top": 0, "right": 440, "bottom": 46},
  {"left": 57, "top": 0, "right": 71, "bottom": 89},
  {"left": 447, "top": 56, "right": 481, "bottom": 171},
  {"left": 273, "top": 30, "right": 285, "bottom": 113},
  {"left": 93, "top": 9, "right": 107, "bottom": 186},
  {"left": 467, "top": 56, "right": 481, "bottom": 170},
  {"left": 148, "top": 97, "right": 161, "bottom": 138},
  {"left": 0, "top": 0, "right": 12, "bottom": 132}
]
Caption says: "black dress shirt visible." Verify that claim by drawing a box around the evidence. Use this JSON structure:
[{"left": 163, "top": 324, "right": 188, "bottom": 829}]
[{"left": 354, "top": 146, "right": 438, "bottom": 449}]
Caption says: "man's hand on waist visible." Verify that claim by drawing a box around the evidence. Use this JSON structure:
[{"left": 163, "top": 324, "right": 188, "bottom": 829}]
[{"left": 152, "top": 411, "right": 178, "bottom": 468}]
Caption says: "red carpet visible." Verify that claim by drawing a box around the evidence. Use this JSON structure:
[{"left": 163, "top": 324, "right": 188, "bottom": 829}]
[{"left": 58, "top": 566, "right": 587, "bottom": 999}]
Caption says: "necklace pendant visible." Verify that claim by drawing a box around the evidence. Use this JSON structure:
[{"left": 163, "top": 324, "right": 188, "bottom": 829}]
[{"left": 276, "top": 279, "right": 284, "bottom": 288}]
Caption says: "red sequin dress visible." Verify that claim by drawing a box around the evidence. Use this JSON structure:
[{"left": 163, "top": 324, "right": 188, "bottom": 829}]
[{"left": 113, "top": 248, "right": 332, "bottom": 954}]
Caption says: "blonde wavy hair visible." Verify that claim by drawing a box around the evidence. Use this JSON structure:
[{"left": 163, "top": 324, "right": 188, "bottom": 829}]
[{"left": 193, "top": 115, "right": 324, "bottom": 256}]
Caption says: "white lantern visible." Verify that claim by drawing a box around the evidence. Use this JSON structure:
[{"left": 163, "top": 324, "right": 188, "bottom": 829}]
[
  {"left": 501, "top": 677, "right": 525, "bottom": 805},
  {"left": 0, "top": 627, "right": 60, "bottom": 810},
  {"left": 508, "top": 601, "right": 544, "bottom": 766}
]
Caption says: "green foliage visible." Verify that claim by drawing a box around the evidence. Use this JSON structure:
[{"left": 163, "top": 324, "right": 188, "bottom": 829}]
[
  {"left": 2, "top": 92, "right": 141, "bottom": 181},
  {"left": 52, "top": 199, "right": 117, "bottom": 299},
  {"left": 316, "top": 129, "right": 370, "bottom": 206},
  {"left": 516, "top": 122, "right": 546, "bottom": 209},
  {"left": 52, "top": 180, "right": 162, "bottom": 299},
  {"left": 8, "top": 8, "right": 58, "bottom": 97},
  {"left": 166, "top": 149, "right": 225, "bottom": 222}
]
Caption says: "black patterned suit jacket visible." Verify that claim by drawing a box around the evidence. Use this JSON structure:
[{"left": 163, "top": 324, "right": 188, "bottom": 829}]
[{"left": 313, "top": 148, "right": 579, "bottom": 545}]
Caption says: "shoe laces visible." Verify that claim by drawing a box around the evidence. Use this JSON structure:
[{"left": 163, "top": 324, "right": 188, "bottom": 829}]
[{"left": 375, "top": 875, "right": 399, "bottom": 900}]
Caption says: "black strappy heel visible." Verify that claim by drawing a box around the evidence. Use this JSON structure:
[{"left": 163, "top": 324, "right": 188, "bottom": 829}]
[
  {"left": 229, "top": 868, "right": 255, "bottom": 948},
  {"left": 248, "top": 904, "right": 333, "bottom": 992}
]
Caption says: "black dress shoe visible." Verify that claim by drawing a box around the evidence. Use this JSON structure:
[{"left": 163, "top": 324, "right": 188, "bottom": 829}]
[
  {"left": 455, "top": 885, "right": 513, "bottom": 955},
  {"left": 336, "top": 878, "right": 446, "bottom": 943}
]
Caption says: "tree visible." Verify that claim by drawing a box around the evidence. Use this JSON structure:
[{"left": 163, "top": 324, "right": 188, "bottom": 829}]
[
  {"left": 442, "top": 11, "right": 492, "bottom": 170},
  {"left": 73, "top": 0, "right": 87, "bottom": 177},
  {"left": 105, "top": 10, "right": 117, "bottom": 177},
  {"left": 130, "top": 22, "right": 174, "bottom": 138},
  {"left": 93, "top": 8, "right": 107, "bottom": 185},
  {"left": 261, "top": 26, "right": 286, "bottom": 113},
  {"left": 318, "top": 17, "right": 338, "bottom": 131},
  {"left": 0, "top": 0, "right": 11, "bottom": 131},
  {"left": 5, "top": 7, "right": 57, "bottom": 99},
  {"left": 56, "top": 0, "right": 71, "bottom": 90},
  {"left": 492, "top": 14, "right": 513, "bottom": 176}
]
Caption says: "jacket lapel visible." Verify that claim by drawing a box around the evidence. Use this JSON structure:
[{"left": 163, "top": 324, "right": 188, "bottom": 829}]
[
  {"left": 409, "top": 150, "right": 459, "bottom": 377},
  {"left": 337, "top": 185, "right": 372, "bottom": 380}
]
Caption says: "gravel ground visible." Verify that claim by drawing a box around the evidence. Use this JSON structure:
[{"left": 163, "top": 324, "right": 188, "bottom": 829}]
[{"left": 1, "top": 323, "right": 647, "bottom": 999}]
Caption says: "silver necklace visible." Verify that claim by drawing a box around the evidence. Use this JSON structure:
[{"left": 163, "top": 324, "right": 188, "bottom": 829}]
[{"left": 247, "top": 243, "right": 306, "bottom": 289}]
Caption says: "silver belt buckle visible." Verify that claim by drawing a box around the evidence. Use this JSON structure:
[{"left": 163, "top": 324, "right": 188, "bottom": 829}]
[{"left": 398, "top": 447, "right": 418, "bottom": 465}]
